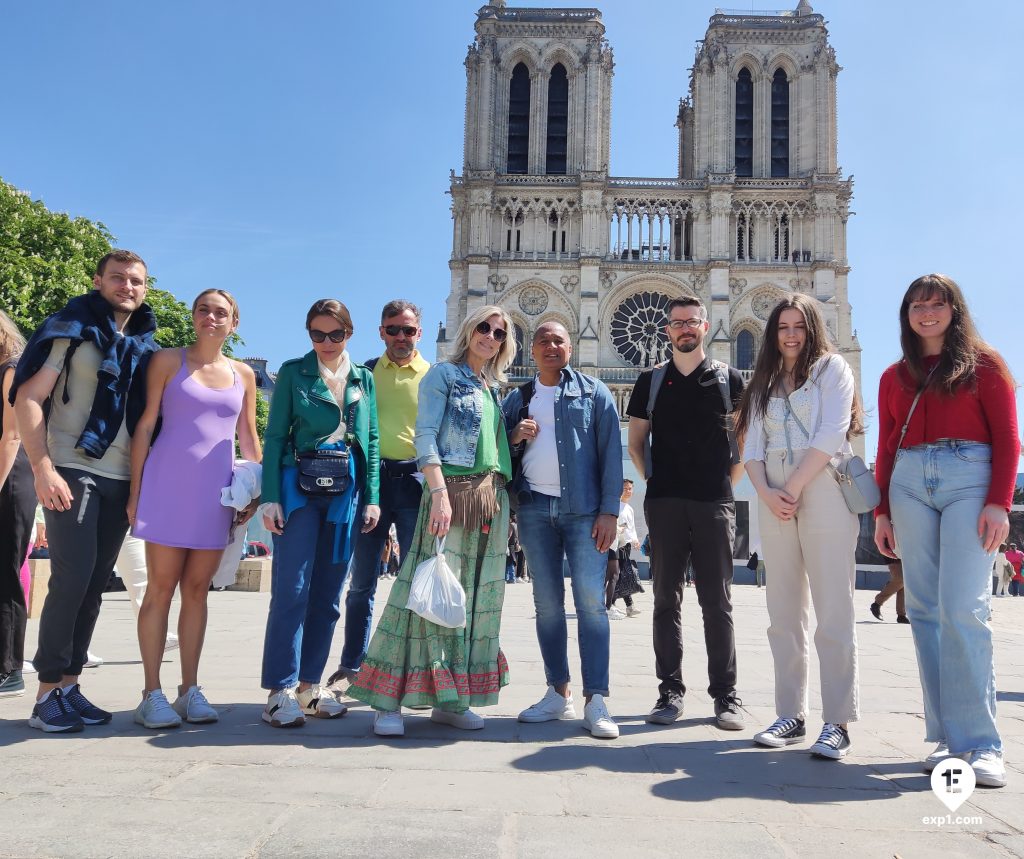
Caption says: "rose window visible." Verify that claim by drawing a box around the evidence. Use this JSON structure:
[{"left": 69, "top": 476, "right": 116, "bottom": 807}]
[{"left": 610, "top": 291, "right": 672, "bottom": 368}]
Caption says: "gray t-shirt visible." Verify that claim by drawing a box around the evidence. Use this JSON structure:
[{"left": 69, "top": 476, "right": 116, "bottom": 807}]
[{"left": 43, "top": 338, "right": 132, "bottom": 480}]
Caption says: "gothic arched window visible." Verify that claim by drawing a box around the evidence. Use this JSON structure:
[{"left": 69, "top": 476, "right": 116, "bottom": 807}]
[
  {"left": 507, "top": 63, "right": 531, "bottom": 174},
  {"left": 735, "top": 329, "right": 756, "bottom": 370},
  {"left": 774, "top": 214, "right": 790, "bottom": 261},
  {"left": 735, "top": 67, "right": 753, "bottom": 177},
  {"left": 771, "top": 68, "right": 790, "bottom": 178},
  {"left": 736, "top": 213, "right": 749, "bottom": 260},
  {"left": 546, "top": 63, "right": 569, "bottom": 175},
  {"left": 610, "top": 292, "right": 672, "bottom": 368},
  {"left": 512, "top": 323, "right": 526, "bottom": 368}
]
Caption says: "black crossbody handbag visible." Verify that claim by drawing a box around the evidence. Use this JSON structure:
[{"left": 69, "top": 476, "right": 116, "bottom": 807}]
[{"left": 294, "top": 390, "right": 358, "bottom": 496}]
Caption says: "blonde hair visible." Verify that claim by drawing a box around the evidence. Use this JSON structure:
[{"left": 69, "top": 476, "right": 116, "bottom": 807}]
[
  {"left": 0, "top": 309, "right": 25, "bottom": 365},
  {"left": 449, "top": 305, "right": 516, "bottom": 386}
]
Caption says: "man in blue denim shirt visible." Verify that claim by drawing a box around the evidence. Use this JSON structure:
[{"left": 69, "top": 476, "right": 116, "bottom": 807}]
[{"left": 502, "top": 322, "right": 623, "bottom": 739}]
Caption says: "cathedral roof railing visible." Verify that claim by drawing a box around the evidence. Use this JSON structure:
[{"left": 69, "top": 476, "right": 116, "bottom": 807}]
[
  {"left": 477, "top": 6, "right": 602, "bottom": 23},
  {"left": 710, "top": 9, "right": 824, "bottom": 27}
]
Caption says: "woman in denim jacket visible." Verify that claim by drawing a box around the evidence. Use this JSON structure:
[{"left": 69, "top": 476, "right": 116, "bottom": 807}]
[
  {"left": 349, "top": 304, "right": 515, "bottom": 737},
  {"left": 258, "top": 299, "right": 380, "bottom": 728}
]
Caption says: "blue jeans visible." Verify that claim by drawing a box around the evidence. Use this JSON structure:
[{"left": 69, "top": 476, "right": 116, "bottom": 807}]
[
  {"left": 338, "top": 467, "right": 422, "bottom": 672},
  {"left": 262, "top": 495, "right": 355, "bottom": 689},
  {"left": 516, "top": 492, "right": 610, "bottom": 697},
  {"left": 890, "top": 442, "right": 1000, "bottom": 755}
]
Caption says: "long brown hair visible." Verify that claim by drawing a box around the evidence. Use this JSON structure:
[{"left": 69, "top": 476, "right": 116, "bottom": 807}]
[
  {"left": 735, "top": 293, "right": 864, "bottom": 441},
  {"left": 898, "top": 274, "right": 1013, "bottom": 394}
]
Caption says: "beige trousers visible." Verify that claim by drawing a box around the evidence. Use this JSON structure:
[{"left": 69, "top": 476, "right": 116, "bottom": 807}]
[{"left": 759, "top": 449, "right": 860, "bottom": 724}]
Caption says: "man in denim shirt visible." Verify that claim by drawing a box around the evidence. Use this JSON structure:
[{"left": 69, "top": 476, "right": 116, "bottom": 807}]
[{"left": 502, "top": 322, "right": 622, "bottom": 739}]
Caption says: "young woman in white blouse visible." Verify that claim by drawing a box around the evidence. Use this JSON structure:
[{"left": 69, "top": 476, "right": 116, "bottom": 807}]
[{"left": 735, "top": 294, "right": 865, "bottom": 760}]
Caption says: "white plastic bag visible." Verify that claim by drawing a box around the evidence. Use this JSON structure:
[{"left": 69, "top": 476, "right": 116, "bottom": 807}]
[{"left": 406, "top": 537, "right": 467, "bottom": 628}]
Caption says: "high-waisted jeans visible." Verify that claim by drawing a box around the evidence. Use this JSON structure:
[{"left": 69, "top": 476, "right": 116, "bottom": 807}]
[{"left": 889, "top": 441, "right": 1000, "bottom": 755}]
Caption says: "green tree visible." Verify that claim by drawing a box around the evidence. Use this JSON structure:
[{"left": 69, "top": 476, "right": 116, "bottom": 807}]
[{"left": 0, "top": 177, "right": 266, "bottom": 441}]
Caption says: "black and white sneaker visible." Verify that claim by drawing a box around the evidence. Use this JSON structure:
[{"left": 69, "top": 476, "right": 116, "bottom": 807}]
[
  {"left": 810, "top": 723, "right": 851, "bottom": 759},
  {"left": 28, "top": 688, "right": 84, "bottom": 733},
  {"left": 753, "top": 716, "right": 806, "bottom": 748},
  {"left": 64, "top": 684, "right": 112, "bottom": 725}
]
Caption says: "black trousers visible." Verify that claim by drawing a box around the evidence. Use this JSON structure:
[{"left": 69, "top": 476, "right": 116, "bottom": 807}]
[
  {"left": 0, "top": 458, "right": 35, "bottom": 675},
  {"left": 34, "top": 467, "right": 130, "bottom": 683},
  {"left": 645, "top": 496, "right": 737, "bottom": 699}
]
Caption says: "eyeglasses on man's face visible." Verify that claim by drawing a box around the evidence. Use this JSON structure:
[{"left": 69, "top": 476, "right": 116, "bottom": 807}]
[
  {"left": 667, "top": 317, "right": 704, "bottom": 330},
  {"left": 309, "top": 328, "right": 348, "bottom": 343},
  {"left": 475, "top": 320, "right": 507, "bottom": 342},
  {"left": 383, "top": 324, "right": 418, "bottom": 337}
]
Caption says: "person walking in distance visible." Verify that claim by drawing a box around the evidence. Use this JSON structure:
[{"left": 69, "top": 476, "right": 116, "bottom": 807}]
[
  {"left": 12, "top": 250, "right": 158, "bottom": 731},
  {"left": 626, "top": 297, "right": 746, "bottom": 731},
  {"left": 504, "top": 321, "right": 623, "bottom": 739},
  {"left": 328, "top": 300, "right": 429, "bottom": 690}
]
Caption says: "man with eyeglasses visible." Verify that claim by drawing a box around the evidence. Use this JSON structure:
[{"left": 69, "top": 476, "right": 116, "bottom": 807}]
[
  {"left": 626, "top": 296, "right": 747, "bottom": 731},
  {"left": 503, "top": 321, "right": 623, "bottom": 739},
  {"left": 328, "top": 300, "right": 429, "bottom": 690}
]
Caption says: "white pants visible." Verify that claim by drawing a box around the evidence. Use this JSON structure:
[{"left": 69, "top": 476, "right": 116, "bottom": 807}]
[
  {"left": 116, "top": 534, "right": 149, "bottom": 617},
  {"left": 758, "top": 450, "right": 860, "bottom": 724}
]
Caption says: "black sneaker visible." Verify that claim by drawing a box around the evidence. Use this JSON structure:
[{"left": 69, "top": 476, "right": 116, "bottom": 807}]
[
  {"left": 897, "top": 615, "right": 910, "bottom": 624},
  {"left": 869, "top": 602, "right": 882, "bottom": 620},
  {"left": 63, "top": 684, "right": 112, "bottom": 725},
  {"left": 646, "top": 692, "right": 684, "bottom": 725},
  {"left": 0, "top": 670, "right": 25, "bottom": 698},
  {"left": 714, "top": 693, "right": 745, "bottom": 730},
  {"left": 28, "top": 688, "right": 84, "bottom": 733},
  {"left": 810, "top": 723, "right": 851, "bottom": 759},
  {"left": 754, "top": 716, "right": 806, "bottom": 748}
]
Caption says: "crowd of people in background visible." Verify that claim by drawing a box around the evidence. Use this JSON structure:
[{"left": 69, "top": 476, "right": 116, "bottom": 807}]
[{"left": 0, "top": 251, "right": 1018, "bottom": 790}]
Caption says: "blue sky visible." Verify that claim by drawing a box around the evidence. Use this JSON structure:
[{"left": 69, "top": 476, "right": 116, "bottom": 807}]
[{"left": 2, "top": 0, "right": 1020, "bottom": 461}]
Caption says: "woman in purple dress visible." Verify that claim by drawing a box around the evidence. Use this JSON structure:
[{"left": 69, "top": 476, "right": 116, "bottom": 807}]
[{"left": 128, "top": 290, "right": 261, "bottom": 728}]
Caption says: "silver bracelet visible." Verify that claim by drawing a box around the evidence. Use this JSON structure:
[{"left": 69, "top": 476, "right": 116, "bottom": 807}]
[{"left": 430, "top": 485, "right": 447, "bottom": 495}]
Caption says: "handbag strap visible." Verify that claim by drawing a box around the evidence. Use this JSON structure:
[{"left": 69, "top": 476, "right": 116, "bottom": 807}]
[
  {"left": 782, "top": 394, "right": 845, "bottom": 481},
  {"left": 895, "top": 365, "right": 937, "bottom": 452}
]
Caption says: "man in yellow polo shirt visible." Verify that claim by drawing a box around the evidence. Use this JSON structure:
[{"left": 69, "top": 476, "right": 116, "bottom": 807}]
[{"left": 329, "top": 300, "right": 429, "bottom": 688}]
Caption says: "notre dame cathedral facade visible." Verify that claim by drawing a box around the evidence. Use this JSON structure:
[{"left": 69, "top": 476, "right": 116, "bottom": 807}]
[{"left": 440, "top": 1, "right": 861, "bottom": 458}]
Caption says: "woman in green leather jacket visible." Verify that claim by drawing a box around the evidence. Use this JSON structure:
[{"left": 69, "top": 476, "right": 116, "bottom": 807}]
[{"left": 258, "top": 299, "right": 380, "bottom": 728}]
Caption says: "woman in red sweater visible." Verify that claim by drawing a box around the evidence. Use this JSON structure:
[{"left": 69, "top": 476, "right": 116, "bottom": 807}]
[{"left": 874, "top": 274, "right": 1018, "bottom": 788}]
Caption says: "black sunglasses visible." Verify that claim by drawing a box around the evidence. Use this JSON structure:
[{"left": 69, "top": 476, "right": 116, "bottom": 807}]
[
  {"left": 309, "top": 328, "right": 347, "bottom": 343},
  {"left": 383, "top": 325, "right": 418, "bottom": 337},
  {"left": 475, "top": 320, "right": 507, "bottom": 342}
]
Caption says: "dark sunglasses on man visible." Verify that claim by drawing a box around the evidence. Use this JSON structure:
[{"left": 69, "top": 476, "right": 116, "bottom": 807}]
[
  {"left": 383, "top": 325, "right": 418, "bottom": 337},
  {"left": 475, "top": 320, "right": 507, "bottom": 342},
  {"left": 309, "top": 328, "right": 348, "bottom": 343}
]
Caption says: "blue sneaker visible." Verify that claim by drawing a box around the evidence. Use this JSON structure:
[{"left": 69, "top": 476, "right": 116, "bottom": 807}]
[
  {"left": 29, "top": 688, "right": 84, "bottom": 733},
  {"left": 64, "top": 684, "right": 112, "bottom": 725}
]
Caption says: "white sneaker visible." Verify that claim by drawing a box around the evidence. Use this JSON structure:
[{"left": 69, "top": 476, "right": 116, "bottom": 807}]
[
  {"left": 923, "top": 742, "right": 950, "bottom": 773},
  {"left": 518, "top": 687, "right": 576, "bottom": 723},
  {"left": 296, "top": 684, "right": 348, "bottom": 719},
  {"left": 262, "top": 688, "right": 305, "bottom": 728},
  {"left": 134, "top": 689, "right": 182, "bottom": 729},
  {"left": 164, "top": 634, "right": 180, "bottom": 652},
  {"left": 21, "top": 660, "right": 35, "bottom": 674},
  {"left": 374, "top": 709, "right": 405, "bottom": 737},
  {"left": 607, "top": 607, "right": 626, "bottom": 620},
  {"left": 970, "top": 750, "right": 1007, "bottom": 788},
  {"left": 626, "top": 606, "right": 642, "bottom": 617},
  {"left": 172, "top": 685, "right": 218, "bottom": 724},
  {"left": 583, "top": 695, "right": 619, "bottom": 739},
  {"left": 430, "top": 708, "right": 484, "bottom": 730},
  {"left": 84, "top": 651, "right": 104, "bottom": 668}
]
